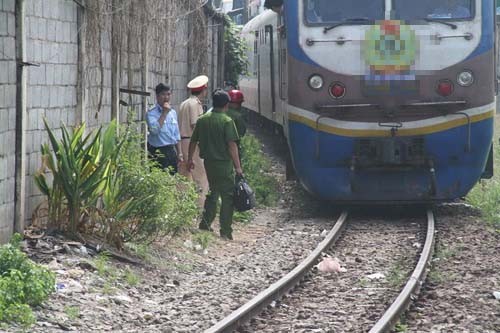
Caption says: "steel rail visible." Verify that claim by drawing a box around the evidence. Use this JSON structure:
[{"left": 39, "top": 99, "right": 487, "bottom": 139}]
[
  {"left": 369, "top": 209, "right": 436, "bottom": 333},
  {"left": 204, "top": 211, "right": 349, "bottom": 333}
]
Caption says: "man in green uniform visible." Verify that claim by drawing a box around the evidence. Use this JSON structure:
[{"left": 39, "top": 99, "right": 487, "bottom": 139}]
[{"left": 187, "top": 89, "right": 243, "bottom": 240}]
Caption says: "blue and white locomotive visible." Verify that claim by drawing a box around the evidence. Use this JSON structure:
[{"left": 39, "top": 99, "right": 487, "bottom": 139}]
[{"left": 239, "top": 0, "right": 496, "bottom": 202}]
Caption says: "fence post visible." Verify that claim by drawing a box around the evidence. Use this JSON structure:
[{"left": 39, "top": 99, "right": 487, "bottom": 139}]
[{"left": 14, "top": 0, "right": 27, "bottom": 234}]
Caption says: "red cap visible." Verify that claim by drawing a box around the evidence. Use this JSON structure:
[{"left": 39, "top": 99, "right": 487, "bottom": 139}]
[{"left": 228, "top": 90, "right": 244, "bottom": 103}]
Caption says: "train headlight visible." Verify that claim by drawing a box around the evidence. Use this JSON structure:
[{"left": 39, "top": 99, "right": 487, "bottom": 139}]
[
  {"left": 308, "top": 75, "right": 324, "bottom": 90},
  {"left": 457, "top": 71, "right": 474, "bottom": 87}
]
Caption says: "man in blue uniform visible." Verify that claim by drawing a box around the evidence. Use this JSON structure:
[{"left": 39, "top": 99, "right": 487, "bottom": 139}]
[
  {"left": 146, "top": 83, "right": 182, "bottom": 174},
  {"left": 187, "top": 89, "right": 243, "bottom": 240}
]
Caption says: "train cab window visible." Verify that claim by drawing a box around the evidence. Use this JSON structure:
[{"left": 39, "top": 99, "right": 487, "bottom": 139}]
[
  {"left": 394, "top": 0, "right": 474, "bottom": 21},
  {"left": 304, "top": 0, "right": 385, "bottom": 24}
]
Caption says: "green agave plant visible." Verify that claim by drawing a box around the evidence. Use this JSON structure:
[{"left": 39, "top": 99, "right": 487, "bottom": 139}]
[{"left": 34, "top": 120, "right": 118, "bottom": 236}]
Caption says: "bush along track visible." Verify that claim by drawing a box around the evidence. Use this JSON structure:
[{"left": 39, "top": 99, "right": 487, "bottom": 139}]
[
  {"left": 0, "top": 234, "right": 55, "bottom": 328},
  {"left": 234, "top": 134, "right": 279, "bottom": 222},
  {"left": 33, "top": 119, "right": 199, "bottom": 249}
]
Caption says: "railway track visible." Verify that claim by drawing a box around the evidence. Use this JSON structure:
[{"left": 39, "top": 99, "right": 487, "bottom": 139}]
[{"left": 205, "top": 209, "right": 435, "bottom": 333}]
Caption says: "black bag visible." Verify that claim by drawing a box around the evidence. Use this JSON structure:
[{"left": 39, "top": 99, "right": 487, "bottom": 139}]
[{"left": 234, "top": 175, "right": 256, "bottom": 212}]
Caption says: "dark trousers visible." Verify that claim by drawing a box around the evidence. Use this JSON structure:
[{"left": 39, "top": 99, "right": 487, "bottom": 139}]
[
  {"left": 200, "top": 160, "right": 235, "bottom": 237},
  {"left": 147, "top": 143, "right": 178, "bottom": 175}
]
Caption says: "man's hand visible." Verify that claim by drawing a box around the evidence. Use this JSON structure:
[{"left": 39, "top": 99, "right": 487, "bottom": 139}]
[
  {"left": 235, "top": 167, "right": 243, "bottom": 176},
  {"left": 177, "top": 154, "right": 184, "bottom": 164},
  {"left": 187, "top": 159, "right": 195, "bottom": 171},
  {"left": 162, "top": 101, "right": 171, "bottom": 112}
]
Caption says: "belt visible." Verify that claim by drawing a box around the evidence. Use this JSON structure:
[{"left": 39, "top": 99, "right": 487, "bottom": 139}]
[{"left": 181, "top": 136, "right": 191, "bottom": 139}]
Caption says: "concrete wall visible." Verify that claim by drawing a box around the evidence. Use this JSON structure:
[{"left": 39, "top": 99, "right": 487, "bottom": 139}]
[
  {"left": 24, "top": 0, "right": 79, "bottom": 221},
  {"left": 0, "top": 0, "right": 225, "bottom": 242},
  {"left": 0, "top": 0, "right": 16, "bottom": 243}
]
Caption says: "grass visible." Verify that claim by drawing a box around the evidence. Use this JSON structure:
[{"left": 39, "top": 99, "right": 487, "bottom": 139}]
[
  {"left": 387, "top": 259, "right": 409, "bottom": 288},
  {"left": 192, "top": 231, "right": 214, "bottom": 250},
  {"left": 466, "top": 115, "right": 500, "bottom": 229},
  {"left": 394, "top": 322, "right": 408, "bottom": 332},
  {"left": 122, "top": 267, "right": 140, "bottom": 286},
  {"left": 64, "top": 306, "right": 80, "bottom": 321}
]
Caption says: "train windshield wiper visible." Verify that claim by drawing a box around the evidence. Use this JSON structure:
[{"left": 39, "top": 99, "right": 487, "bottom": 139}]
[
  {"left": 323, "top": 18, "right": 372, "bottom": 34},
  {"left": 423, "top": 18, "right": 457, "bottom": 29}
]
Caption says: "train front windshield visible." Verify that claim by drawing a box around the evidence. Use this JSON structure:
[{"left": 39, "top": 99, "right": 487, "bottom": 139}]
[
  {"left": 304, "top": 0, "right": 474, "bottom": 23},
  {"left": 394, "top": 0, "right": 473, "bottom": 20},
  {"left": 305, "top": 0, "right": 385, "bottom": 23}
]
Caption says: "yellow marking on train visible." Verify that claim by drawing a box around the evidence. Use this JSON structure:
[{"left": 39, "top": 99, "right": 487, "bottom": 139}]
[{"left": 288, "top": 110, "right": 495, "bottom": 137}]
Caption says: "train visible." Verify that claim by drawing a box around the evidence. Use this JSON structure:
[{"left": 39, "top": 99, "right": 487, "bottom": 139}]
[{"left": 239, "top": 0, "right": 496, "bottom": 203}]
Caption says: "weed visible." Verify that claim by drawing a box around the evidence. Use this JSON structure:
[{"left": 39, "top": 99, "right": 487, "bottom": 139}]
[
  {"left": 358, "top": 278, "right": 369, "bottom": 288},
  {"left": 395, "top": 322, "right": 408, "bottom": 332},
  {"left": 435, "top": 244, "right": 459, "bottom": 260},
  {"left": 123, "top": 267, "right": 140, "bottom": 286},
  {"left": 387, "top": 259, "right": 408, "bottom": 287},
  {"left": 234, "top": 210, "right": 252, "bottom": 224},
  {"left": 126, "top": 243, "right": 152, "bottom": 262},
  {"left": 93, "top": 252, "right": 111, "bottom": 277},
  {"left": 240, "top": 134, "right": 279, "bottom": 207},
  {"left": 467, "top": 125, "right": 500, "bottom": 230},
  {"left": 428, "top": 269, "right": 444, "bottom": 283},
  {"left": 102, "top": 281, "right": 115, "bottom": 295},
  {"left": 192, "top": 231, "right": 214, "bottom": 250},
  {"left": 64, "top": 306, "right": 80, "bottom": 321}
]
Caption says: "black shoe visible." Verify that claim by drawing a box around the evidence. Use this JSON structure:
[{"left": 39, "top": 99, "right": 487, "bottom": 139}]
[
  {"left": 220, "top": 233, "right": 233, "bottom": 241},
  {"left": 198, "top": 223, "right": 213, "bottom": 232}
]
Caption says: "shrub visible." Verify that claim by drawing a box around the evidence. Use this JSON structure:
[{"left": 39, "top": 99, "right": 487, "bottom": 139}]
[
  {"left": 113, "top": 122, "right": 199, "bottom": 243},
  {"left": 35, "top": 118, "right": 199, "bottom": 247},
  {"left": 240, "top": 134, "right": 279, "bottom": 207},
  {"left": 35, "top": 120, "right": 118, "bottom": 235},
  {"left": 467, "top": 144, "right": 500, "bottom": 229},
  {"left": 0, "top": 234, "right": 55, "bottom": 327}
]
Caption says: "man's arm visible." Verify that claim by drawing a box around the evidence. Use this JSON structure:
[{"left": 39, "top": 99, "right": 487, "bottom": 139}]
[
  {"left": 176, "top": 141, "right": 183, "bottom": 162},
  {"left": 187, "top": 140, "right": 198, "bottom": 171},
  {"left": 228, "top": 141, "right": 243, "bottom": 175}
]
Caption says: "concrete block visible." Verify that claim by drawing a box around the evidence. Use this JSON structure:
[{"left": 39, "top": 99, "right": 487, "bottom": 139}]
[
  {"left": 0, "top": 108, "right": 7, "bottom": 133},
  {"left": 7, "top": 12, "right": 14, "bottom": 36},
  {"left": 0, "top": 12, "right": 7, "bottom": 36},
  {"left": 47, "top": 20, "right": 56, "bottom": 41},
  {"left": 41, "top": 86, "right": 49, "bottom": 107},
  {"left": 45, "top": 63, "right": 54, "bottom": 85},
  {"left": 0, "top": 86, "right": 5, "bottom": 110},
  {"left": 33, "top": 0, "right": 43, "bottom": 17},
  {"left": 61, "top": 22, "right": 68, "bottom": 43},
  {"left": 33, "top": 39, "right": 42, "bottom": 62},
  {"left": 55, "top": 21, "right": 63, "bottom": 42},
  {"left": 7, "top": 107, "right": 14, "bottom": 130},
  {"left": 5, "top": 85, "right": 14, "bottom": 108},
  {"left": 7, "top": 60, "right": 15, "bottom": 84},
  {"left": 6, "top": 134, "right": 14, "bottom": 155},
  {"left": 42, "top": 0, "right": 51, "bottom": 18},
  {"left": 57, "top": 86, "right": 64, "bottom": 106},
  {"left": 49, "top": 86, "right": 58, "bottom": 107},
  {"left": 4, "top": 0, "right": 15, "bottom": 13},
  {"left": 3, "top": 37, "right": 15, "bottom": 60},
  {"left": 0, "top": 156, "right": 6, "bottom": 184},
  {"left": 39, "top": 18, "right": 47, "bottom": 40},
  {"left": 0, "top": 62, "right": 7, "bottom": 84},
  {"left": 51, "top": 64, "right": 60, "bottom": 85}
]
